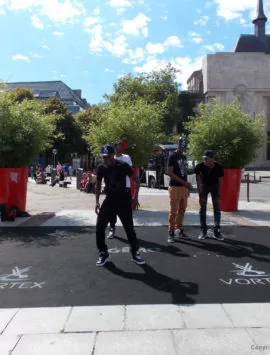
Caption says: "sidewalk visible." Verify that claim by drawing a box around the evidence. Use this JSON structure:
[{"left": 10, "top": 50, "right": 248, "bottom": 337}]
[{"left": 1, "top": 304, "right": 270, "bottom": 354}]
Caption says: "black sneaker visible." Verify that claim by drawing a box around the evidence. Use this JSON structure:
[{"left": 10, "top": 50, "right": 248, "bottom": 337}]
[
  {"left": 213, "top": 229, "right": 224, "bottom": 241},
  {"left": 107, "top": 227, "right": 115, "bottom": 239},
  {"left": 132, "top": 252, "right": 146, "bottom": 265},
  {"left": 198, "top": 230, "right": 208, "bottom": 240},
  {"left": 96, "top": 252, "right": 110, "bottom": 267}
]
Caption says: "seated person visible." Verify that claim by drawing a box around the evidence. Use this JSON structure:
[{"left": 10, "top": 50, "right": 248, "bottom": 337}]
[
  {"left": 80, "top": 172, "right": 88, "bottom": 191},
  {"left": 35, "top": 168, "right": 42, "bottom": 184},
  {"left": 85, "top": 171, "right": 93, "bottom": 193}
]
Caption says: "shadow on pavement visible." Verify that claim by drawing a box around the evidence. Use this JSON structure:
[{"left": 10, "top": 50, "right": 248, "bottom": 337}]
[{"left": 105, "top": 262, "right": 198, "bottom": 305}]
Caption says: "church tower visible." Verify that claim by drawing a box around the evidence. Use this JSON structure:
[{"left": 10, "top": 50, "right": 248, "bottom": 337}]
[{"left": 253, "top": 0, "right": 268, "bottom": 39}]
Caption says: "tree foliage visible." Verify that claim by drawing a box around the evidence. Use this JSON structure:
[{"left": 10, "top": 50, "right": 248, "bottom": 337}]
[
  {"left": 177, "top": 91, "right": 197, "bottom": 134},
  {"left": 7, "top": 87, "right": 34, "bottom": 103},
  {"left": 0, "top": 87, "right": 56, "bottom": 167},
  {"left": 186, "top": 99, "right": 266, "bottom": 168},
  {"left": 106, "top": 64, "right": 181, "bottom": 135},
  {"left": 43, "top": 97, "right": 88, "bottom": 161},
  {"left": 86, "top": 99, "right": 165, "bottom": 166}
]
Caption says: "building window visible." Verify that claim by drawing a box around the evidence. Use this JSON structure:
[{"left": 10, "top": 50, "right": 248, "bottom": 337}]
[{"left": 267, "top": 132, "right": 270, "bottom": 160}]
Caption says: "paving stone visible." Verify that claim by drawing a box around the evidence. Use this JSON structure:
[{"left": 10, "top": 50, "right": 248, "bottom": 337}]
[
  {"left": 11, "top": 333, "right": 95, "bottom": 355},
  {"left": 0, "top": 335, "right": 20, "bottom": 355},
  {"left": 180, "top": 304, "right": 233, "bottom": 329},
  {"left": 94, "top": 330, "right": 176, "bottom": 355},
  {"left": 65, "top": 306, "right": 125, "bottom": 332},
  {"left": 247, "top": 329, "right": 270, "bottom": 355},
  {"left": 0, "top": 309, "right": 18, "bottom": 333},
  {"left": 173, "top": 329, "right": 255, "bottom": 355},
  {"left": 223, "top": 303, "right": 270, "bottom": 327},
  {"left": 126, "top": 304, "right": 184, "bottom": 330},
  {"left": 3, "top": 307, "right": 70, "bottom": 335}
]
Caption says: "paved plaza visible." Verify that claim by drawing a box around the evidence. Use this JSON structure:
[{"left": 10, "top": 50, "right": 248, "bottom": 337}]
[{"left": 0, "top": 177, "right": 270, "bottom": 354}]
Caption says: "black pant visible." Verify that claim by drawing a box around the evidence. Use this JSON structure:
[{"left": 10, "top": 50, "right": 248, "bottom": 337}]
[
  {"left": 109, "top": 188, "right": 132, "bottom": 229},
  {"left": 199, "top": 184, "right": 221, "bottom": 231},
  {"left": 96, "top": 193, "right": 139, "bottom": 254},
  {"left": 156, "top": 168, "right": 163, "bottom": 188}
]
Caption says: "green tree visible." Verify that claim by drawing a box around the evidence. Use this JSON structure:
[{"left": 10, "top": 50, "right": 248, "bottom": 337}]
[
  {"left": 0, "top": 87, "right": 56, "bottom": 167},
  {"left": 7, "top": 87, "right": 34, "bottom": 103},
  {"left": 186, "top": 99, "right": 266, "bottom": 168},
  {"left": 177, "top": 91, "right": 197, "bottom": 134},
  {"left": 86, "top": 99, "right": 165, "bottom": 166},
  {"left": 107, "top": 64, "right": 181, "bottom": 135},
  {"left": 44, "top": 97, "right": 88, "bottom": 161}
]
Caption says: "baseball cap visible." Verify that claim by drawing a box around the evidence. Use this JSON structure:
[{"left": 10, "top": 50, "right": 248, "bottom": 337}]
[
  {"left": 101, "top": 144, "right": 114, "bottom": 156},
  {"left": 178, "top": 136, "right": 186, "bottom": 149},
  {"left": 202, "top": 150, "right": 214, "bottom": 159}
]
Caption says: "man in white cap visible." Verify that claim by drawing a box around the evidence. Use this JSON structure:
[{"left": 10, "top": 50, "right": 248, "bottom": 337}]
[
  {"left": 95, "top": 144, "right": 145, "bottom": 267},
  {"left": 107, "top": 141, "right": 133, "bottom": 239}
]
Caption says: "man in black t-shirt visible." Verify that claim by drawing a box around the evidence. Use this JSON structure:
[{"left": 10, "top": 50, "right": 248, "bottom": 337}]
[
  {"left": 194, "top": 150, "right": 224, "bottom": 240},
  {"left": 95, "top": 144, "right": 145, "bottom": 267},
  {"left": 167, "top": 137, "right": 192, "bottom": 243}
]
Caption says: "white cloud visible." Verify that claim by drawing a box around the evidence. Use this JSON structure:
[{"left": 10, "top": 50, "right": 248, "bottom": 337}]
[
  {"left": 12, "top": 54, "right": 31, "bottom": 62},
  {"left": 53, "top": 31, "right": 64, "bottom": 38},
  {"left": 214, "top": 0, "right": 258, "bottom": 21},
  {"left": 205, "top": 1, "right": 214, "bottom": 8},
  {"left": 41, "top": 44, "right": 50, "bottom": 50},
  {"left": 188, "top": 32, "right": 203, "bottom": 44},
  {"left": 146, "top": 42, "right": 164, "bottom": 54},
  {"left": 145, "top": 36, "right": 182, "bottom": 55},
  {"left": 105, "top": 68, "right": 115, "bottom": 72},
  {"left": 31, "top": 15, "right": 44, "bottom": 29},
  {"left": 30, "top": 52, "right": 42, "bottom": 58},
  {"left": 104, "top": 35, "right": 128, "bottom": 57},
  {"left": 88, "top": 24, "right": 104, "bottom": 53},
  {"left": 122, "top": 13, "right": 150, "bottom": 37},
  {"left": 161, "top": 15, "right": 168, "bottom": 21},
  {"left": 109, "top": 0, "right": 131, "bottom": 7},
  {"left": 123, "top": 47, "right": 145, "bottom": 64},
  {"left": 93, "top": 8, "right": 100, "bottom": 15},
  {"left": 134, "top": 56, "right": 203, "bottom": 89},
  {"left": 0, "top": 8, "right": 6, "bottom": 14},
  {"left": 164, "top": 35, "right": 183, "bottom": 47},
  {"left": 6, "top": 0, "right": 85, "bottom": 24},
  {"left": 194, "top": 15, "right": 210, "bottom": 26},
  {"left": 203, "top": 42, "right": 224, "bottom": 52},
  {"left": 84, "top": 16, "right": 100, "bottom": 31}
]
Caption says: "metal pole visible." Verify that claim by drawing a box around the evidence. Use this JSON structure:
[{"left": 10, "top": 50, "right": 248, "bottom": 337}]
[
  {"left": 247, "top": 173, "right": 250, "bottom": 202},
  {"left": 54, "top": 154, "right": 56, "bottom": 168}
]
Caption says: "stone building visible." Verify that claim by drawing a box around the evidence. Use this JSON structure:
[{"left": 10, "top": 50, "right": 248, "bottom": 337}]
[{"left": 187, "top": 0, "right": 270, "bottom": 168}]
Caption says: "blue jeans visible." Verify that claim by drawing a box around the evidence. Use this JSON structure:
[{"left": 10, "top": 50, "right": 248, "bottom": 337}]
[{"left": 199, "top": 184, "right": 221, "bottom": 231}]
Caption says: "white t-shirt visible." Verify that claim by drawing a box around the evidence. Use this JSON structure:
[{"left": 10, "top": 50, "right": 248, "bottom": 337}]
[{"left": 115, "top": 154, "right": 132, "bottom": 188}]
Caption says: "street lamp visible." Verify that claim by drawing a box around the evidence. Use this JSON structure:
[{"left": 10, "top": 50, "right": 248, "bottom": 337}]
[{"left": 52, "top": 149, "right": 58, "bottom": 168}]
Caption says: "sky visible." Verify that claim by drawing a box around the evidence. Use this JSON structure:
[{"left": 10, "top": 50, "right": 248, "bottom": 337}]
[{"left": 0, "top": 0, "right": 269, "bottom": 105}]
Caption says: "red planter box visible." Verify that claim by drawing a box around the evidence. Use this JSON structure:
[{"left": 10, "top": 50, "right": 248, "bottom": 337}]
[
  {"left": 220, "top": 168, "right": 242, "bottom": 212},
  {"left": 0, "top": 168, "right": 28, "bottom": 213}
]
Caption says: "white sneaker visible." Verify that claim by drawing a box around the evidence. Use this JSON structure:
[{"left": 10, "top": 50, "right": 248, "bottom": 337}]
[{"left": 107, "top": 228, "right": 115, "bottom": 239}]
